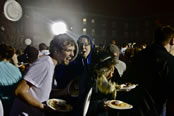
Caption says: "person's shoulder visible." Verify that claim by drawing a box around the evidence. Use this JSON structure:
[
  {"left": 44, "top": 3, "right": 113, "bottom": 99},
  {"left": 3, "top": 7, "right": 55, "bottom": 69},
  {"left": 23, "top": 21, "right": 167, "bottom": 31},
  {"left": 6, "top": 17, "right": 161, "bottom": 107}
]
[
  {"left": 118, "top": 60, "right": 126, "bottom": 65},
  {"left": 38, "top": 55, "right": 50, "bottom": 61},
  {"left": 166, "top": 52, "right": 174, "bottom": 64},
  {"left": 33, "top": 56, "right": 52, "bottom": 65},
  {"left": 0, "top": 61, "right": 21, "bottom": 77},
  {"left": 3, "top": 61, "right": 19, "bottom": 70}
]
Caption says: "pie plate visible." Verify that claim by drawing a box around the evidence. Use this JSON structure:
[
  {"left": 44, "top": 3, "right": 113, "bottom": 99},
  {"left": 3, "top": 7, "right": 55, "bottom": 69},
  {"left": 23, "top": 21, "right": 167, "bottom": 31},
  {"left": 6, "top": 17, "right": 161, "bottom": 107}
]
[
  {"left": 47, "top": 98, "right": 72, "bottom": 112},
  {"left": 107, "top": 100, "right": 133, "bottom": 110},
  {"left": 3, "top": 0, "right": 23, "bottom": 21}
]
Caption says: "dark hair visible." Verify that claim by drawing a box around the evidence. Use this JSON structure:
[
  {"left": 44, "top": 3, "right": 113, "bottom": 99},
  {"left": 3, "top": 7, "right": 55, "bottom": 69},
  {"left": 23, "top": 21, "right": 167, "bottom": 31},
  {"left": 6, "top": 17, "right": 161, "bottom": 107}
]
[
  {"left": 77, "top": 35, "right": 91, "bottom": 45},
  {"left": 16, "top": 49, "right": 23, "bottom": 56},
  {"left": 155, "top": 25, "right": 174, "bottom": 45},
  {"left": 91, "top": 50, "right": 117, "bottom": 72},
  {"left": 0, "top": 44, "right": 15, "bottom": 60},
  {"left": 39, "top": 43, "right": 48, "bottom": 51},
  {"left": 24, "top": 46, "right": 39, "bottom": 63},
  {"left": 95, "top": 56, "right": 117, "bottom": 70},
  {"left": 49, "top": 34, "right": 76, "bottom": 57}
]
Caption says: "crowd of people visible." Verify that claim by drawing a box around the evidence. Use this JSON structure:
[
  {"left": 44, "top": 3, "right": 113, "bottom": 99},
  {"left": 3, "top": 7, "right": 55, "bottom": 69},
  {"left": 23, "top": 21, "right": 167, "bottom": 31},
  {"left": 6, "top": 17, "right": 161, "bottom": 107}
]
[{"left": 0, "top": 25, "right": 174, "bottom": 116}]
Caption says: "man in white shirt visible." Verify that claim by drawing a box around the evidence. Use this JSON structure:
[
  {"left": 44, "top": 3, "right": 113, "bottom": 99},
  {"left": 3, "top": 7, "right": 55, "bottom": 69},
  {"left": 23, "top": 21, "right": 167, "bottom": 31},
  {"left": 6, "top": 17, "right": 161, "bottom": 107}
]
[
  {"left": 38, "top": 43, "right": 50, "bottom": 57},
  {"left": 10, "top": 34, "right": 77, "bottom": 116}
]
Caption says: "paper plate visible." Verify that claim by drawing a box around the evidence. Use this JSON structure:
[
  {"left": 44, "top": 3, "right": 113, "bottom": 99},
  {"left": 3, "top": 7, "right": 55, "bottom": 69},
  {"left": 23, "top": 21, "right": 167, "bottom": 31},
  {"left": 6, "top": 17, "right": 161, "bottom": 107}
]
[
  {"left": 3, "top": 0, "right": 23, "bottom": 21},
  {"left": 107, "top": 100, "right": 133, "bottom": 110},
  {"left": 119, "top": 83, "right": 138, "bottom": 91},
  {"left": 83, "top": 88, "right": 93, "bottom": 116},
  {"left": 47, "top": 98, "right": 72, "bottom": 112}
]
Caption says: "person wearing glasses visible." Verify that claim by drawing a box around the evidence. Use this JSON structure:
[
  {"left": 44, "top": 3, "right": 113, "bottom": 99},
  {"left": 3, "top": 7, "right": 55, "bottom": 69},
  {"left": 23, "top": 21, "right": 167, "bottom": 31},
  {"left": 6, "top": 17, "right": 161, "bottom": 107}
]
[
  {"left": 53, "top": 35, "right": 94, "bottom": 91},
  {"left": 52, "top": 35, "right": 94, "bottom": 115}
]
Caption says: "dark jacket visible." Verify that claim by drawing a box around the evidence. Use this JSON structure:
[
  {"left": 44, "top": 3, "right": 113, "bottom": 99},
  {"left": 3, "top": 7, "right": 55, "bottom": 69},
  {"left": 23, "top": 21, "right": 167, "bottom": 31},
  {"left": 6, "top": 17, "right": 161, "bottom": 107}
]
[
  {"left": 119, "top": 43, "right": 174, "bottom": 116},
  {"left": 54, "top": 35, "right": 94, "bottom": 89}
]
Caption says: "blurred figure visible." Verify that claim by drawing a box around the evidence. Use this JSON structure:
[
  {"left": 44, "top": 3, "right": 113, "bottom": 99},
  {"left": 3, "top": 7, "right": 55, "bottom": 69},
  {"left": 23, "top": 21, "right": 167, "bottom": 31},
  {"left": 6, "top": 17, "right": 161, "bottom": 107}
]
[
  {"left": 16, "top": 49, "right": 23, "bottom": 56},
  {"left": 10, "top": 34, "right": 77, "bottom": 116},
  {"left": 18, "top": 45, "right": 39, "bottom": 64},
  {"left": 0, "top": 44, "right": 22, "bottom": 116},
  {"left": 23, "top": 46, "right": 39, "bottom": 64},
  {"left": 120, "top": 25, "right": 174, "bottom": 116},
  {"left": 11, "top": 48, "right": 20, "bottom": 67},
  {"left": 120, "top": 43, "right": 128, "bottom": 56},
  {"left": 17, "top": 46, "right": 39, "bottom": 74},
  {"left": 81, "top": 53, "right": 117, "bottom": 116},
  {"left": 38, "top": 43, "right": 49, "bottom": 57},
  {"left": 111, "top": 39, "right": 116, "bottom": 45},
  {"left": 120, "top": 43, "right": 129, "bottom": 63},
  {"left": 106, "top": 44, "right": 126, "bottom": 77}
]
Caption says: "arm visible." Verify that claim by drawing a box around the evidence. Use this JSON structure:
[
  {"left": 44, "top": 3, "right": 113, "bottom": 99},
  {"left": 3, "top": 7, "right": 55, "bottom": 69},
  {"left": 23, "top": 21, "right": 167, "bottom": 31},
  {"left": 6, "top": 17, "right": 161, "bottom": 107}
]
[
  {"left": 15, "top": 80, "right": 44, "bottom": 110},
  {"left": 50, "top": 77, "right": 79, "bottom": 98},
  {"left": 11, "top": 54, "right": 19, "bottom": 67}
]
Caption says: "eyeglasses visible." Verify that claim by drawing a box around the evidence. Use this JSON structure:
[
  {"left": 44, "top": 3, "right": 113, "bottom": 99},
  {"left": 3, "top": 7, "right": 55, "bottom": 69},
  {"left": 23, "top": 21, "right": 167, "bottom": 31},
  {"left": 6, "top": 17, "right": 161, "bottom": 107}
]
[{"left": 79, "top": 43, "right": 90, "bottom": 47}]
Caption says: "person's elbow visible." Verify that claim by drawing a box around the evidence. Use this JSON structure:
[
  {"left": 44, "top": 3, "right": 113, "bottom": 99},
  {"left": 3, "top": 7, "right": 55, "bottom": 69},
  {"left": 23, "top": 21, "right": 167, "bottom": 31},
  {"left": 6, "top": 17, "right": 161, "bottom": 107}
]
[{"left": 15, "top": 80, "right": 30, "bottom": 97}]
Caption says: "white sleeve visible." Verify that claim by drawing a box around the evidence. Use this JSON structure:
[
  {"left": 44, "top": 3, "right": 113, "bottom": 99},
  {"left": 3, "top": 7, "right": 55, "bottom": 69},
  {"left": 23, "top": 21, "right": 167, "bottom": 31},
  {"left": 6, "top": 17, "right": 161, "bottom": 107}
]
[{"left": 24, "top": 60, "right": 48, "bottom": 87}]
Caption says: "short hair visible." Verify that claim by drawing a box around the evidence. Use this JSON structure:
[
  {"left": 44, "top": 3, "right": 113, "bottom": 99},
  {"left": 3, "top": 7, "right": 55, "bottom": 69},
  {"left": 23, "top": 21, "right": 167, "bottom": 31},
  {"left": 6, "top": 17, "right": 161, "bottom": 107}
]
[
  {"left": 39, "top": 43, "right": 48, "bottom": 51},
  {"left": 49, "top": 34, "right": 76, "bottom": 56},
  {"left": 155, "top": 25, "right": 174, "bottom": 45},
  {"left": 24, "top": 46, "right": 39, "bottom": 63}
]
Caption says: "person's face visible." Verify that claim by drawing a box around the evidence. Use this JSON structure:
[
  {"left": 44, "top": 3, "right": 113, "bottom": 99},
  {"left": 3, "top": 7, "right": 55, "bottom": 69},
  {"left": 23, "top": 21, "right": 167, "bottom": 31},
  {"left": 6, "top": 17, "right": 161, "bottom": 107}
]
[
  {"left": 113, "top": 52, "right": 118, "bottom": 57},
  {"left": 58, "top": 44, "right": 75, "bottom": 65},
  {"left": 79, "top": 38, "right": 91, "bottom": 59},
  {"left": 106, "top": 65, "right": 115, "bottom": 79}
]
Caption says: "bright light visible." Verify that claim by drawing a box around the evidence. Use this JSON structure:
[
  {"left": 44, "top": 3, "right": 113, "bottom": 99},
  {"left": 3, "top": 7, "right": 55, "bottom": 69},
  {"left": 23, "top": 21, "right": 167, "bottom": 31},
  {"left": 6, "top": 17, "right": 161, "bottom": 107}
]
[
  {"left": 51, "top": 22, "right": 67, "bottom": 35},
  {"left": 83, "top": 28, "right": 86, "bottom": 34},
  {"left": 83, "top": 18, "right": 87, "bottom": 22},
  {"left": 83, "top": 28, "right": 86, "bottom": 32},
  {"left": 25, "top": 38, "right": 32, "bottom": 45}
]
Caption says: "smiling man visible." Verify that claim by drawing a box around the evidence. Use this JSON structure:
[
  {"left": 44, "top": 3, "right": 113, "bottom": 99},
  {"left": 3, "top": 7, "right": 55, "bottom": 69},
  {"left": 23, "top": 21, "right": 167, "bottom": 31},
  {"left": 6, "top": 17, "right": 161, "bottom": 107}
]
[{"left": 10, "top": 34, "right": 77, "bottom": 116}]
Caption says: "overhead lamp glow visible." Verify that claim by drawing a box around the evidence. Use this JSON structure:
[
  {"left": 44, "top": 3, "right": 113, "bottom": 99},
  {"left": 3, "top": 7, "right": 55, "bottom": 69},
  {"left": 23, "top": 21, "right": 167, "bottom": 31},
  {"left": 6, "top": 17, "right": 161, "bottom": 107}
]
[
  {"left": 51, "top": 22, "right": 67, "bottom": 35},
  {"left": 25, "top": 38, "right": 32, "bottom": 45}
]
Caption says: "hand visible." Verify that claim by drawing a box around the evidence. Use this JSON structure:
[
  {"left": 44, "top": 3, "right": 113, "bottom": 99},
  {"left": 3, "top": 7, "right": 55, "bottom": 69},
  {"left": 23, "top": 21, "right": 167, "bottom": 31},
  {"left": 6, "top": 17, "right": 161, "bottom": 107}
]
[
  {"left": 115, "top": 84, "right": 121, "bottom": 89},
  {"left": 41, "top": 101, "right": 53, "bottom": 112},
  {"left": 125, "top": 89, "right": 131, "bottom": 92},
  {"left": 104, "top": 101, "right": 109, "bottom": 109}
]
